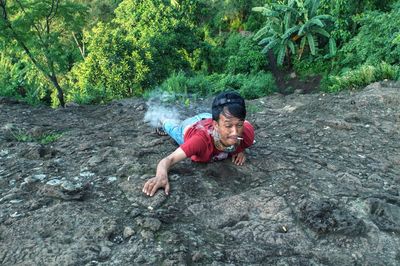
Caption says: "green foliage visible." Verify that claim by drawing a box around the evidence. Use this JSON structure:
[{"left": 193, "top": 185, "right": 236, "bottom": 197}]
[
  {"left": 159, "top": 70, "right": 277, "bottom": 100},
  {"left": 253, "top": 0, "right": 336, "bottom": 66},
  {"left": 225, "top": 34, "right": 267, "bottom": 74},
  {"left": 0, "top": 45, "right": 51, "bottom": 106},
  {"left": 336, "top": 6, "right": 400, "bottom": 69},
  {"left": 199, "top": 0, "right": 266, "bottom": 33},
  {"left": 9, "top": 128, "right": 63, "bottom": 144},
  {"left": 0, "top": 0, "right": 88, "bottom": 106},
  {"left": 202, "top": 33, "right": 267, "bottom": 75},
  {"left": 292, "top": 55, "right": 331, "bottom": 78},
  {"left": 238, "top": 71, "right": 277, "bottom": 99},
  {"left": 319, "top": 0, "right": 398, "bottom": 45},
  {"left": 321, "top": 62, "right": 400, "bottom": 92},
  {"left": 69, "top": 0, "right": 199, "bottom": 103}
]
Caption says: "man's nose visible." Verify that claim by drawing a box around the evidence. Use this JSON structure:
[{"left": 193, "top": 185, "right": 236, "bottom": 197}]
[{"left": 231, "top": 126, "right": 239, "bottom": 135}]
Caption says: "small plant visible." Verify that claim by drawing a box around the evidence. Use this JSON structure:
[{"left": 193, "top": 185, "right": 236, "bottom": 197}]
[
  {"left": 11, "top": 129, "right": 63, "bottom": 144},
  {"left": 321, "top": 62, "right": 400, "bottom": 92}
]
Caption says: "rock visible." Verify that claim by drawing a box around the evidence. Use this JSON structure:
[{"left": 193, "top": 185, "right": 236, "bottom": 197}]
[
  {"left": 87, "top": 156, "right": 103, "bottom": 166},
  {"left": 139, "top": 217, "right": 161, "bottom": 232},
  {"left": 140, "top": 230, "right": 154, "bottom": 240},
  {"left": 38, "top": 179, "right": 89, "bottom": 200},
  {"left": 99, "top": 246, "right": 111, "bottom": 260},
  {"left": 123, "top": 226, "right": 135, "bottom": 239},
  {"left": 191, "top": 251, "right": 204, "bottom": 262}
]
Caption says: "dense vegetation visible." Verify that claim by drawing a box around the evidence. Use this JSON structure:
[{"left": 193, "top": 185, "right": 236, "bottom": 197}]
[{"left": 1, "top": 0, "right": 399, "bottom": 107}]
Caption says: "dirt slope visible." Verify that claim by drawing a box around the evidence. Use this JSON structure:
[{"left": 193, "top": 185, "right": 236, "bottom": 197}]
[{"left": 0, "top": 81, "right": 400, "bottom": 265}]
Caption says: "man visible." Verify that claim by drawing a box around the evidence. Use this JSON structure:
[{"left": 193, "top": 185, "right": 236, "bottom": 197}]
[{"left": 142, "top": 91, "right": 255, "bottom": 196}]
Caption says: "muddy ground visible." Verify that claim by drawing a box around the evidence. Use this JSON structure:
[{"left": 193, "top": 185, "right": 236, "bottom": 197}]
[{"left": 0, "top": 82, "right": 400, "bottom": 265}]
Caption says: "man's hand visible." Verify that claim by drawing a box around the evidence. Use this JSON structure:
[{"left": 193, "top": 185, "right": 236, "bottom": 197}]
[
  {"left": 142, "top": 176, "right": 170, "bottom": 196},
  {"left": 232, "top": 152, "right": 246, "bottom": 165},
  {"left": 142, "top": 147, "right": 187, "bottom": 197}
]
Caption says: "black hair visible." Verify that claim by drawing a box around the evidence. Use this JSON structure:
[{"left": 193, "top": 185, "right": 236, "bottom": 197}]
[{"left": 211, "top": 91, "right": 246, "bottom": 121}]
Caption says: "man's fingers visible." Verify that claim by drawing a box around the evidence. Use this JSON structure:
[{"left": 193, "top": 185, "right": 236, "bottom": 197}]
[
  {"left": 150, "top": 183, "right": 159, "bottom": 197},
  {"left": 143, "top": 180, "right": 150, "bottom": 194},
  {"left": 165, "top": 182, "right": 170, "bottom": 195}
]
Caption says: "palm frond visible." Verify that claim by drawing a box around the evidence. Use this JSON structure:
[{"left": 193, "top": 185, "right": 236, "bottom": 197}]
[
  {"left": 329, "top": 38, "right": 337, "bottom": 56},
  {"left": 313, "top": 15, "right": 332, "bottom": 21},
  {"left": 307, "top": 18, "right": 324, "bottom": 28},
  {"left": 253, "top": 25, "right": 270, "bottom": 40},
  {"left": 277, "top": 45, "right": 286, "bottom": 66},
  {"left": 307, "top": 33, "right": 316, "bottom": 55},
  {"left": 288, "top": 40, "right": 296, "bottom": 54},
  {"left": 258, "top": 36, "right": 274, "bottom": 46},
  {"left": 282, "top": 25, "right": 300, "bottom": 39},
  {"left": 261, "top": 39, "right": 278, "bottom": 53},
  {"left": 300, "top": 36, "right": 307, "bottom": 49},
  {"left": 314, "top": 28, "right": 330, "bottom": 38}
]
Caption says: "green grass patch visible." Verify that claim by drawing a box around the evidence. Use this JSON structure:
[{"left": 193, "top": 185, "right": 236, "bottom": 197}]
[
  {"left": 321, "top": 62, "right": 400, "bottom": 93},
  {"left": 12, "top": 130, "right": 63, "bottom": 144}
]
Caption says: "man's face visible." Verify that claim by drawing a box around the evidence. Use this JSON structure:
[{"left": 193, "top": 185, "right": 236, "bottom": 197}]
[{"left": 213, "top": 113, "right": 244, "bottom": 146}]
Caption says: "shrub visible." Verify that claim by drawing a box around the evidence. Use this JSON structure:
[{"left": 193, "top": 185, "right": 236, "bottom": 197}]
[
  {"left": 239, "top": 71, "right": 277, "bottom": 99},
  {"left": 292, "top": 55, "right": 332, "bottom": 78},
  {"left": 0, "top": 49, "right": 50, "bottom": 106},
  {"left": 225, "top": 33, "right": 267, "bottom": 74},
  {"left": 321, "top": 62, "right": 400, "bottom": 92},
  {"left": 68, "top": 0, "right": 199, "bottom": 103},
  {"left": 158, "top": 71, "right": 277, "bottom": 100},
  {"left": 337, "top": 6, "right": 400, "bottom": 69}
]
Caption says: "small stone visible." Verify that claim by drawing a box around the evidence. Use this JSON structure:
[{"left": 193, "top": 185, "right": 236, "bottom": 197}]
[
  {"left": 32, "top": 174, "right": 47, "bottom": 182},
  {"left": 142, "top": 217, "right": 162, "bottom": 232},
  {"left": 123, "top": 226, "right": 135, "bottom": 239},
  {"left": 327, "top": 164, "right": 338, "bottom": 172},
  {"left": 107, "top": 176, "right": 118, "bottom": 183},
  {"left": 99, "top": 246, "right": 111, "bottom": 259},
  {"left": 80, "top": 171, "right": 95, "bottom": 178},
  {"left": 192, "top": 251, "right": 204, "bottom": 262},
  {"left": 87, "top": 156, "right": 103, "bottom": 166},
  {"left": 140, "top": 230, "right": 154, "bottom": 240},
  {"left": 0, "top": 149, "right": 9, "bottom": 157},
  {"left": 130, "top": 208, "right": 141, "bottom": 218},
  {"left": 46, "top": 179, "right": 63, "bottom": 186}
]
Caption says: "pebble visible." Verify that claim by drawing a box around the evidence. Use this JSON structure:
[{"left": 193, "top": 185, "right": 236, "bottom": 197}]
[
  {"left": 32, "top": 174, "right": 47, "bottom": 182},
  {"left": 99, "top": 246, "right": 111, "bottom": 259},
  {"left": 141, "top": 217, "right": 161, "bottom": 232},
  {"left": 192, "top": 251, "right": 204, "bottom": 262},
  {"left": 140, "top": 230, "right": 154, "bottom": 240},
  {"left": 123, "top": 226, "right": 135, "bottom": 239},
  {"left": 107, "top": 176, "right": 118, "bottom": 183}
]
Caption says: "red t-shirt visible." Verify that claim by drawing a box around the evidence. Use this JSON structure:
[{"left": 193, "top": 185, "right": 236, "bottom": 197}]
[{"left": 180, "top": 118, "right": 255, "bottom": 162}]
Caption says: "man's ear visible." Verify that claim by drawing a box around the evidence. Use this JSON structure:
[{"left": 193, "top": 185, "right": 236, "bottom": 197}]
[{"left": 213, "top": 120, "right": 219, "bottom": 130}]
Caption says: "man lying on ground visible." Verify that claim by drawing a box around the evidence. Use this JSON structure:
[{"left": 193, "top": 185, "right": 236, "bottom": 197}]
[{"left": 143, "top": 91, "right": 255, "bottom": 196}]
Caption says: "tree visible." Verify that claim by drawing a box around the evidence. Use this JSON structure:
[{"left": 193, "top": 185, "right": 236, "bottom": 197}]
[
  {"left": 69, "top": 0, "right": 200, "bottom": 103},
  {"left": 253, "top": 0, "right": 336, "bottom": 66},
  {"left": 0, "top": 0, "right": 87, "bottom": 106}
]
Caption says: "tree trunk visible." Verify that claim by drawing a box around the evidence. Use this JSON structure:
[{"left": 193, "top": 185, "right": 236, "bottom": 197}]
[{"left": 49, "top": 75, "right": 65, "bottom": 107}]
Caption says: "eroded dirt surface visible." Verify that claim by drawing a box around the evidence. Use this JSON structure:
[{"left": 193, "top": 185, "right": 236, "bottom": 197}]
[{"left": 1, "top": 82, "right": 400, "bottom": 265}]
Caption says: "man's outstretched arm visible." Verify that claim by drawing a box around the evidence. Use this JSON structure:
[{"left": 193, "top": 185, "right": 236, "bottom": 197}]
[{"left": 142, "top": 147, "right": 187, "bottom": 197}]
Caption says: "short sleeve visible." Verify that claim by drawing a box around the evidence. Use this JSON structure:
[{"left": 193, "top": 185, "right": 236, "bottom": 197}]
[{"left": 180, "top": 134, "right": 209, "bottom": 158}]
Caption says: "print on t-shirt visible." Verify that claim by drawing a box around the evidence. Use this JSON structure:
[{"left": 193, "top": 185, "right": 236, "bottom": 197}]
[{"left": 213, "top": 152, "right": 229, "bottom": 161}]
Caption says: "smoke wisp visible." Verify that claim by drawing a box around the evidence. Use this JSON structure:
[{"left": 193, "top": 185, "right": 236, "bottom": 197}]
[{"left": 143, "top": 89, "right": 182, "bottom": 128}]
